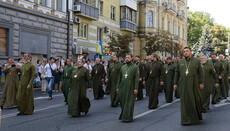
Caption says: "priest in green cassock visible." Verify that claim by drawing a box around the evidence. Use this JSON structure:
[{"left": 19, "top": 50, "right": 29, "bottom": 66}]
[
  {"left": 135, "top": 55, "right": 145, "bottom": 100},
  {"left": 1, "top": 58, "right": 21, "bottom": 109},
  {"left": 164, "top": 57, "right": 175, "bottom": 103},
  {"left": 16, "top": 53, "right": 36, "bottom": 115},
  {"left": 91, "top": 58, "right": 106, "bottom": 100},
  {"left": 68, "top": 59, "right": 92, "bottom": 117},
  {"left": 200, "top": 55, "right": 219, "bottom": 112},
  {"left": 219, "top": 54, "right": 230, "bottom": 98},
  {"left": 209, "top": 53, "right": 224, "bottom": 104},
  {"left": 143, "top": 54, "right": 164, "bottom": 109},
  {"left": 174, "top": 56, "right": 181, "bottom": 98},
  {"left": 105, "top": 55, "right": 114, "bottom": 95},
  {"left": 145, "top": 55, "right": 153, "bottom": 96},
  {"left": 106, "top": 55, "right": 123, "bottom": 107},
  {"left": 117, "top": 54, "right": 139, "bottom": 122},
  {"left": 61, "top": 59, "right": 75, "bottom": 104},
  {"left": 174, "top": 47, "right": 204, "bottom": 125}
]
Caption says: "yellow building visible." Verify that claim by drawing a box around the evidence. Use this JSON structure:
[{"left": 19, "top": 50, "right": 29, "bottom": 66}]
[
  {"left": 136, "top": 0, "right": 188, "bottom": 59},
  {"left": 72, "top": 0, "right": 137, "bottom": 60}
]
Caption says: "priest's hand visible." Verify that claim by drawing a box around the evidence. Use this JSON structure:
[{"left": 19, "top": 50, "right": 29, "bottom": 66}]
[
  {"left": 16, "top": 65, "right": 20, "bottom": 69},
  {"left": 101, "top": 79, "right": 104, "bottom": 82},
  {"left": 139, "top": 78, "right": 142, "bottom": 81},
  {"left": 218, "top": 76, "right": 222, "bottom": 79},
  {"left": 228, "top": 77, "right": 230, "bottom": 80},
  {"left": 174, "top": 85, "right": 178, "bottom": 90},
  {"left": 134, "top": 89, "right": 138, "bottom": 95},
  {"left": 199, "top": 84, "right": 204, "bottom": 90},
  {"left": 8, "top": 65, "right": 11, "bottom": 69},
  {"left": 160, "top": 82, "right": 164, "bottom": 86},
  {"left": 215, "top": 83, "right": 219, "bottom": 88},
  {"left": 116, "top": 89, "right": 119, "bottom": 93},
  {"left": 27, "top": 85, "right": 31, "bottom": 89},
  {"left": 143, "top": 81, "right": 146, "bottom": 85},
  {"left": 89, "top": 88, "right": 92, "bottom": 92},
  {"left": 105, "top": 78, "right": 109, "bottom": 83}
]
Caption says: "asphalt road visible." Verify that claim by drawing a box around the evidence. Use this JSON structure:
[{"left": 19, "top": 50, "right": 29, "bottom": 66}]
[{"left": 1, "top": 88, "right": 230, "bottom": 131}]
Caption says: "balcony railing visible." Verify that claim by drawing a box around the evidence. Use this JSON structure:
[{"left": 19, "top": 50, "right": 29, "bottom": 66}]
[
  {"left": 120, "top": 19, "right": 136, "bottom": 32},
  {"left": 177, "top": 10, "right": 185, "bottom": 19},
  {"left": 167, "top": 3, "right": 176, "bottom": 14},
  {"left": 73, "top": 1, "right": 99, "bottom": 20}
]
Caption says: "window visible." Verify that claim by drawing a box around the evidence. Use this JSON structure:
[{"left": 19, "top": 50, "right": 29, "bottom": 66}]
[
  {"left": 183, "top": 29, "right": 185, "bottom": 39},
  {"left": 132, "top": 10, "right": 136, "bottom": 23},
  {"left": 162, "top": 18, "right": 164, "bottom": 30},
  {"left": 97, "top": 28, "right": 103, "bottom": 41},
  {"left": 83, "top": 24, "right": 87, "bottom": 39},
  {"left": 127, "top": 8, "right": 131, "bottom": 21},
  {"left": 40, "top": 0, "right": 47, "bottom": 6},
  {"left": 99, "top": 1, "right": 103, "bottom": 15},
  {"left": 168, "top": 21, "right": 170, "bottom": 32},
  {"left": 111, "top": 6, "right": 116, "bottom": 20},
  {"left": 77, "top": 23, "right": 81, "bottom": 37},
  {"left": 178, "top": 27, "right": 181, "bottom": 37},
  {"left": 56, "top": 0, "right": 62, "bottom": 11},
  {"left": 172, "top": 21, "right": 175, "bottom": 34},
  {"left": 120, "top": 7, "right": 126, "bottom": 19},
  {"left": 147, "top": 11, "right": 153, "bottom": 27},
  {"left": 0, "top": 28, "right": 7, "bottom": 56},
  {"left": 81, "top": 0, "right": 89, "bottom": 4}
]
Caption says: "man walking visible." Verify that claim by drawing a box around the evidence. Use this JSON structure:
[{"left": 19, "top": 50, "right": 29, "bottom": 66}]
[
  {"left": 135, "top": 55, "right": 145, "bottom": 100},
  {"left": 61, "top": 59, "right": 75, "bottom": 104},
  {"left": 16, "top": 53, "right": 36, "bottom": 115},
  {"left": 117, "top": 54, "right": 139, "bottom": 122},
  {"left": 91, "top": 58, "right": 106, "bottom": 100},
  {"left": 174, "top": 47, "right": 204, "bottom": 125}
]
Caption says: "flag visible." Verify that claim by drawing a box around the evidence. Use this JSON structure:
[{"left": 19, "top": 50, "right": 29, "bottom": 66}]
[{"left": 97, "top": 40, "right": 104, "bottom": 56}]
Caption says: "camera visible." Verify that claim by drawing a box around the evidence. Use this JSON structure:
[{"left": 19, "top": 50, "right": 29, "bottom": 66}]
[{"left": 11, "top": 64, "right": 16, "bottom": 67}]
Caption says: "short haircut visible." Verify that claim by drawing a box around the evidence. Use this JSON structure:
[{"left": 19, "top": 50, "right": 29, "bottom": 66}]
[
  {"left": 24, "top": 53, "right": 31, "bottom": 57},
  {"left": 8, "top": 57, "right": 13, "bottom": 60},
  {"left": 49, "top": 57, "right": 55, "bottom": 60},
  {"left": 200, "top": 55, "right": 208, "bottom": 59},
  {"left": 135, "top": 55, "right": 140, "bottom": 58},
  {"left": 114, "top": 54, "right": 119, "bottom": 59},
  {"left": 167, "top": 57, "right": 172, "bottom": 60},
  {"left": 152, "top": 54, "right": 158, "bottom": 58},
  {"left": 126, "top": 53, "right": 133, "bottom": 58},
  {"left": 184, "top": 47, "right": 191, "bottom": 51},
  {"left": 211, "top": 53, "right": 217, "bottom": 56},
  {"left": 67, "top": 58, "right": 72, "bottom": 62},
  {"left": 37, "top": 59, "right": 40, "bottom": 64},
  {"left": 78, "top": 59, "right": 84, "bottom": 63}
]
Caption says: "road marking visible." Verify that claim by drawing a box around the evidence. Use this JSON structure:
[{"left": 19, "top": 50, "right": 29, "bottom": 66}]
[
  {"left": 34, "top": 94, "right": 63, "bottom": 100},
  {"left": 1, "top": 98, "right": 94, "bottom": 119},
  {"left": 134, "top": 99, "right": 180, "bottom": 119},
  {"left": 213, "top": 98, "right": 230, "bottom": 107}
]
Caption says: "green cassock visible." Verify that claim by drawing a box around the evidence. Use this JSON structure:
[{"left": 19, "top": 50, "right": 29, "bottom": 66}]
[
  {"left": 61, "top": 65, "right": 75, "bottom": 103},
  {"left": 146, "top": 61, "right": 164, "bottom": 109},
  {"left": 136, "top": 62, "right": 146, "bottom": 100},
  {"left": 105, "top": 59, "right": 114, "bottom": 94},
  {"left": 106, "top": 61, "right": 123, "bottom": 107},
  {"left": 1, "top": 64, "right": 20, "bottom": 107},
  {"left": 174, "top": 57, "right": 203, "bottom": 125},
  {"left": 91, "top": 63, "right": 106, "bottom": 100},
  {"left": 208, "top": 60, "right": 224, "bottom": 103},
  {"left": 117, "top": 62, "right": 139, "bottom": 122},
  {"left": 145, "top": 61, "right": 152, "bottom": 96},
  {"left": 16, "top": 62, "right": 36, "bottom": 115},
  {"left": 173, "top": 62, "right": 180, "bottom": 98},
  {"left": 68, "top": 67, "right": 92, "bottom": 117},
  {"left": 220, "top": 60, "right": 230, "bottom": 98},
  {"left": 201, "top": 62, "right": 218, "bottom": 110},
  {"left": 163, "top": 63, "right": 175, "bottom": 103}
]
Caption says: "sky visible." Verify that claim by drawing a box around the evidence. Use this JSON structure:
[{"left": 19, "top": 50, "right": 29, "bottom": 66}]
[{"left": 188, "top": 0, "right": 230, "bottom": 28}]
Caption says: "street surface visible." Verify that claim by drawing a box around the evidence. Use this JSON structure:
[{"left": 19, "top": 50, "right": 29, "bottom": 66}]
[{"left": 1, "top": 88, "right": 230, "bottom": 131}]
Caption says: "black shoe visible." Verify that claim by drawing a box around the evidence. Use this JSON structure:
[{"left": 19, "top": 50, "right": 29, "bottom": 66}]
[
  {"left": 211, "top": 101, "right": 217, "bottom": 104},
  {"left": 85, "top": 111, "right": 88, "bottom": 115},
  {"left": 202, "top": 109, "right": 206, "bottom": 113},
  {"left": 17, "top": 112, "right": 24, "bottom": 116},
  {"left": 65, "top": 102, "right": 68, "bottom": 105},
  {"left": 207, "top": 108, "right": 210, "bottom": 110},
  {"left": 1, "top": 106, "right": 3, "bottom": 110}
]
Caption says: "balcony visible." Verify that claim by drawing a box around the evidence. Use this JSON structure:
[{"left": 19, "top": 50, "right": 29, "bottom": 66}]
[
  {"left": 120, "top": 19, "right": 136, "bottom": 32},
  {"left": 177, "top": 0, "right": 185, "bottom": 6},
  {"left": 166, "top": 3, "right": 177, "bottom": 15},
  {"left": 177, "top": 10, "right": 186, "bottom": 20},
  {"left": 73, "top": 1, "right": 99, "bottom": 20}
]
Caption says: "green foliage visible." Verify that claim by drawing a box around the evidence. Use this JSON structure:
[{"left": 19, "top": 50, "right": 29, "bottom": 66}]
[
  {"left": 199, "top": 24, "right": 213, "bottom": 51},
  {"left": 108, "top": 33, "right": 134, "bottom": 58},
  {"left": 187, "top": 11, "right": 214, "bottom": 47}
]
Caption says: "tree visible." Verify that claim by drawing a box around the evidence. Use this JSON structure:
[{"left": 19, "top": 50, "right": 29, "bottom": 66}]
[
  {"left": 187, "top": 11, "right": 214, "bottom": 47},
  {"left": 143, "top": 34, "right": 159, "bottom": 56},
  {"left": 108, "top": 33, "right": 134, "bottom": 58},
  {"left": 210, "top": 24, "right": 229, "bottom": 43},
  {"left": 199, "top": 24, "right": 213, "bottom": 52}
]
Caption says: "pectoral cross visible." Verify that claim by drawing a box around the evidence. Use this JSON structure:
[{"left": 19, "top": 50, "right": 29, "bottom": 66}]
[
  {"left": 125, "top": 73, "right": 128, "bottom": 78},
  {"left": 66, "top": 73, "right": 67, "bottom": 77},
  {"left": 185, "top": 69, "right": 189, "bottom": 76},
  {"left": 96, "top": 70, "right": 97, "bottom": 74},
  {"left": 74, "top": 75, "right": 77, "bottom": 78},
  {"left": 166, "top": 70, "right": 168, "bottom": 74}
]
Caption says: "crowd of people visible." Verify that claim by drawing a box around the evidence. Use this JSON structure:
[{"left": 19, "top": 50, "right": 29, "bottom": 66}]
[{"left": 0, "top": 47, "right": 230, "bottom": 125}]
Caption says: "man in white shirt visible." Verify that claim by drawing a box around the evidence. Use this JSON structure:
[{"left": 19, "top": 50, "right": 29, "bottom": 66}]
[
  {"left": 83, "top": 60, "right": 92, "bottom": 73},
  {"left": 42, "top": 57, "right": 57, "bottom": 100}
]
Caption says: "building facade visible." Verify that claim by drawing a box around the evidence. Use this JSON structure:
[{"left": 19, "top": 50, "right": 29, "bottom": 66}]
[
  {"left": 0, "top": 0, "right": 74, "bottom": 64},
  {"left": 72, "top": 0, "right": 137, "bottom": 60},
  {"left": 136, "top": 0, "right": 187, "bottom": 59}
]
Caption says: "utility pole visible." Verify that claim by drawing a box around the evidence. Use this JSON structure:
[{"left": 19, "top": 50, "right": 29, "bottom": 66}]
[{"left": 66, "top": 0, "right": 70, "bottom": 59}]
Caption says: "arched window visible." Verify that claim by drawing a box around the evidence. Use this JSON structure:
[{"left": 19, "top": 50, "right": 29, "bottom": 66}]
[{"left": 147, "top": 11, "right": 153, "bottom": 27}]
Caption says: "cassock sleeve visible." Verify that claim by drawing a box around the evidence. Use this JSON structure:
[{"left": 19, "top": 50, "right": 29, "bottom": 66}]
[
  {"left": 220, "top": 62, "right": 225, "bottom": 78},
  {"left": 211, "top": 65, "right": 219, "bottom": 84},
  {"left": 174, "top": 63, "right": 179, "bottom": 85},
  {"left": 28, "top": 64, "right": 36, "bottom": 87},
  {"left": 117, "top": 67, "right": 122, "bottom": 89},
  {"left": 86, "top": 69, "right": 92, "bottom": 88},
  {"left": 160, "top": 63, "right": 164, "bottom": 82},
  {"left": 2, "top": 65, "right": 10, "bottom": 73},
  {"left": 198, "top": 60, "right": 204, "bottom": 84},
  {"left": 135, "top": 66, "right": 140, "bottom": 90}
]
